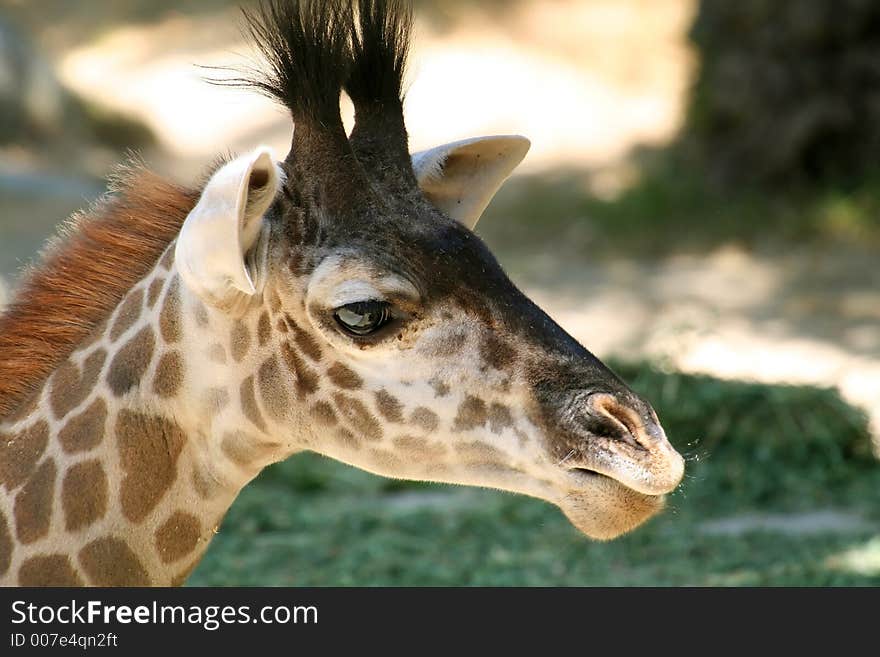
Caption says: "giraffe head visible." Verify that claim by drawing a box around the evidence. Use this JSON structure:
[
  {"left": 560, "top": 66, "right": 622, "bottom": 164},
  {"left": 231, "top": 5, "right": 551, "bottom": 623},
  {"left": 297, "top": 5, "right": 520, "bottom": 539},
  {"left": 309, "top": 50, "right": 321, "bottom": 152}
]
[{"left": 174, "top": 0, "right": 684, "bottom": 540}]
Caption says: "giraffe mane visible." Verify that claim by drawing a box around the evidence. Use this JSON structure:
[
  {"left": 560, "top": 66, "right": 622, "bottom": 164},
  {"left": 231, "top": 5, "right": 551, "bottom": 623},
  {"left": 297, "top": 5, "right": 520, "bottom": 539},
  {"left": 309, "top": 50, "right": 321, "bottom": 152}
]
[{"left": 0, "top": 164, "right": 199, "bottom": 420}]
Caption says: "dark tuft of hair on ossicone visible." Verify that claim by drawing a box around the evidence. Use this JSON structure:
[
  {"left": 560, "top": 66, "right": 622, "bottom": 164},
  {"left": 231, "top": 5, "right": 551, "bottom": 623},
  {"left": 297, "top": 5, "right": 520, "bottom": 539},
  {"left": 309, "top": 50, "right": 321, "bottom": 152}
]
[{"left": 346, "top": 0, "right": 417, "bottom": 190}]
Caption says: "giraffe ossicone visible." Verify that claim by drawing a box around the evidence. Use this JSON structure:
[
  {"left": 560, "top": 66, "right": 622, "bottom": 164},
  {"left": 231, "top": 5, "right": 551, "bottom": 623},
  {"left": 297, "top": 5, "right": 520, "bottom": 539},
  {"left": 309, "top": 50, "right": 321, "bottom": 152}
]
[{"left": 0, "top": 0, "right": 684, "bottom": 587}]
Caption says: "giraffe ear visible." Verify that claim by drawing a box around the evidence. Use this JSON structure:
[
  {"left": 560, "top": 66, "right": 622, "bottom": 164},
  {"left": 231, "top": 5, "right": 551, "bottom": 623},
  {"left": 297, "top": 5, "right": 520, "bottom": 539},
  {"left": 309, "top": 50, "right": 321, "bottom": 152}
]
[
  {"left": 176, "top": 146, "right": 282, "bottom": 312},
  {"left": 411, "top": 135, "right": 530, "bottom": 229}
]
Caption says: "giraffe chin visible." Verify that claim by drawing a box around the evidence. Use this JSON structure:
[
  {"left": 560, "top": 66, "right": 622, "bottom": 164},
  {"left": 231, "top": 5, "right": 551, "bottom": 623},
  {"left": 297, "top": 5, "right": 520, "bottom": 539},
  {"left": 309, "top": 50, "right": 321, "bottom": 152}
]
[{"left": 560, "top": 476, "right": 667, "bottom": 541}]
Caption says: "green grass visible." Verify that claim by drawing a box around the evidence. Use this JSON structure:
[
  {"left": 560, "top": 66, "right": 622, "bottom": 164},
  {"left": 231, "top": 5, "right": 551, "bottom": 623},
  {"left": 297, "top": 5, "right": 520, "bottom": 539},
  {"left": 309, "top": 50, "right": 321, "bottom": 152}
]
[
  {"left": 188, "top": 362, "right": 880, "bottom": 586},
  {"left": 478, "top": 158, "right": 880, "bottom": 259}
]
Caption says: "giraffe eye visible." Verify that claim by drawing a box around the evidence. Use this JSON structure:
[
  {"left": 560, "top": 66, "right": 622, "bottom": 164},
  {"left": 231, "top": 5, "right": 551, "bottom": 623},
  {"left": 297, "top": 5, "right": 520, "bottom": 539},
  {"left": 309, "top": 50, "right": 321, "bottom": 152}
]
[{"left": 334, "top": 301, "right": 391, "bottom": 336}]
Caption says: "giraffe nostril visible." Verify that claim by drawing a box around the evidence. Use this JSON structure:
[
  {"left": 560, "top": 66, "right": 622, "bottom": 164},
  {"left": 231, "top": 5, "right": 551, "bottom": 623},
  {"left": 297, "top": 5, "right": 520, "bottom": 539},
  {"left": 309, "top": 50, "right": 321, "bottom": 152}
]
[{"left": 584, "top": 393, "right": 656, "bottom": 451}]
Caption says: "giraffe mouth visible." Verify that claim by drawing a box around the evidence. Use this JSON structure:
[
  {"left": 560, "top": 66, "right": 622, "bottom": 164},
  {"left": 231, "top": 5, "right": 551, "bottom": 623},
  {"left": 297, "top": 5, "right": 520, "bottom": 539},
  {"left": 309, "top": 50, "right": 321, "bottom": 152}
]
[
  {"left": 553, "top": 445, "right": 683, "bottom": 539},
  {"left": 563, "top": 446, "right": 683, "bottom": 497},
  {"left": 566, "top": 466, "right": 643, "bottom": 492},
  {"left": 568, "top": 467, "right": 610, "bottom": 482}
]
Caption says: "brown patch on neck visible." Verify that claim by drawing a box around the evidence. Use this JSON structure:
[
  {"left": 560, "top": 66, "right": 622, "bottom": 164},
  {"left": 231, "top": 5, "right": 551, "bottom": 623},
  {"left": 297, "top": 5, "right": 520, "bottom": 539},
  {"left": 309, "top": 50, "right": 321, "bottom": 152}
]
[
  {"left": 79, "top": 536, "right": 151, "bottom": 586},
  {"left": 14, "top": 458, "right": 57, "bottom": 544},
  {"left": 106, "top": 327, "right": 156, "bottom": 397},
  {"left": 18, "top": 554, "right": 84, "bottom": 586},
  {"left": 115, "top": 410, "right": 187, "bottom": 523},
  {"left": 109, "top": 288, "right": 145, "bottom": 342},
  {"left": 147, "top": 277, "right": 166, "bottom": 309},
  {"left": 159, "top": 276, "right": 183, "bottom": 344},
  {"left": 257, "top": 356, "right": 289, "bottom": 421},
  {"left": 49, "top": 349, "right": 107, "bottom": 420},
  {"left": 58, "top": 399, "right": 108, "bottom": 454},
  {"left": 0, "top": 167, "right": 198, "bottom": 420},
  {"left": 155, "top": 511, "right": 202, "bottom": 564},
  {"left": 153, "top": 351, "right": 185, "bottom": 398},
  {"left": 62, "top": 459, "right": 109, "bottom": 531},
  {"left": 0, "top": 420, "right": 49, "bottom": 490}
]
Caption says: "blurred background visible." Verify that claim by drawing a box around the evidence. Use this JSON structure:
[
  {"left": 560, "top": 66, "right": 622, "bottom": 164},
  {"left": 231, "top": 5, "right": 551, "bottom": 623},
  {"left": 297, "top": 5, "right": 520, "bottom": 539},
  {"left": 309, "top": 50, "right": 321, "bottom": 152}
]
[{"left": 2, "top": 0, "right": 879, "bottom": 585}]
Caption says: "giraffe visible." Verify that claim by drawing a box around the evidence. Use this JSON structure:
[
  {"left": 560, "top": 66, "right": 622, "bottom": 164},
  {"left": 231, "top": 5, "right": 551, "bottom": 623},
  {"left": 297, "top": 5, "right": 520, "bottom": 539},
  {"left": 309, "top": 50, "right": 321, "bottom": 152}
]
[{"left": 0, "top": 0, "right": 684, "bottom": 586}]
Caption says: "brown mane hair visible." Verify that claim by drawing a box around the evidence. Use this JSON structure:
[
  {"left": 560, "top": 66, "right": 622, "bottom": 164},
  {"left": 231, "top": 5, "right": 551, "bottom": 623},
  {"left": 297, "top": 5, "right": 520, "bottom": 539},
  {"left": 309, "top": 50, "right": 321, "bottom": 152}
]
[{"left": 0, "top": 165, "right": 199, "bottom": 419}]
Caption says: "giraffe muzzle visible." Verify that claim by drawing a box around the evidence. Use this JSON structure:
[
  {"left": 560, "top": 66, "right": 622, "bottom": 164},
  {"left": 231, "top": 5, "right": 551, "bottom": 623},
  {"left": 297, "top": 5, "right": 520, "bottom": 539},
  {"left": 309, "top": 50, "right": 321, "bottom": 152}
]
[
  {"left": 548, "top": 391, "right": 685, "bottom": 539},
  {"left": 561, "top": 392, "right": 685, "bottom": 497}
]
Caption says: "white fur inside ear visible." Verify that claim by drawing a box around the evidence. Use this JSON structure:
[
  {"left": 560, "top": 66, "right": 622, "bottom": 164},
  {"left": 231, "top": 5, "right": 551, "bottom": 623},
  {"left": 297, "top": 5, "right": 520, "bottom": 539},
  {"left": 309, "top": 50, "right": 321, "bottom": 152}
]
[
  {"left": 411, "top": 135, "right": 530, "bottom": 229},
  {"left": 176, "top": 146, "right": 282, "bottom": 311},
  {"left": 410, "top": 148, "right": 446, "bottom": 184}
]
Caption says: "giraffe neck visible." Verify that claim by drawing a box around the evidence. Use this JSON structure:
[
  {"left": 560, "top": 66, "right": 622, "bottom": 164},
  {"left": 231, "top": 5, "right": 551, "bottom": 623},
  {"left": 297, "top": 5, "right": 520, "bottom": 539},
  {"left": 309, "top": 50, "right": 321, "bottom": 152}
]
[{"left": 0, "top": 246, "right": 298, "bottom": 586}]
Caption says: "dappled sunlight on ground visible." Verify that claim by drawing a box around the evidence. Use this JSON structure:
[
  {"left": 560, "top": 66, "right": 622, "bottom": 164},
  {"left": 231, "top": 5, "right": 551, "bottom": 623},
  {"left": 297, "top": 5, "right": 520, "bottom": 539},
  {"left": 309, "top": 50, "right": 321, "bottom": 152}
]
[{"left": 826, "top": 536, "right": 880, "bottom": 577}]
